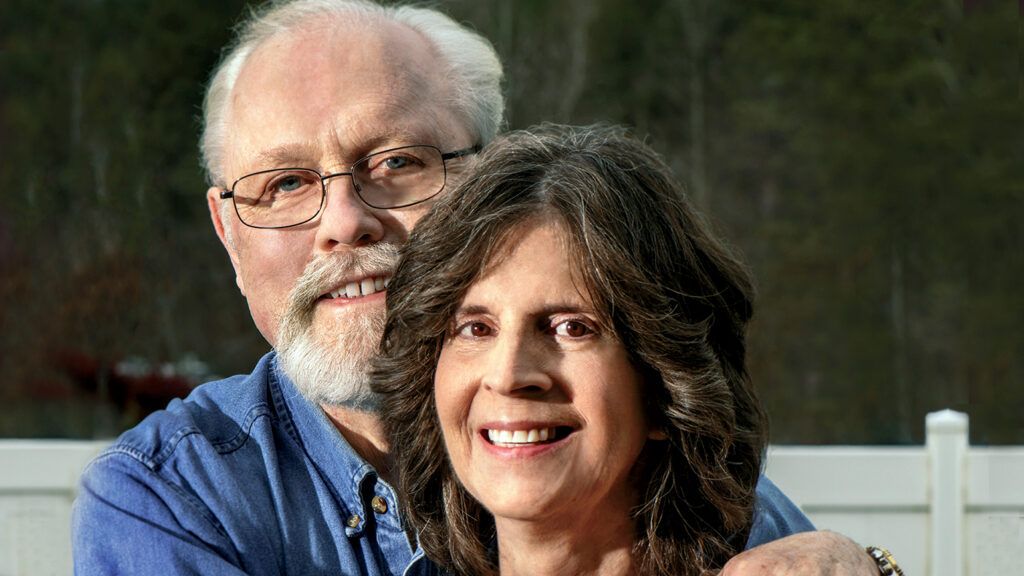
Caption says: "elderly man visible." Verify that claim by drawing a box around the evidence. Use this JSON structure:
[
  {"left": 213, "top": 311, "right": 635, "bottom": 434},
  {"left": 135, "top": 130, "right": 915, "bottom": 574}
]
[{"left": 72, "top": 1, "right": 889, "bottom": 574}]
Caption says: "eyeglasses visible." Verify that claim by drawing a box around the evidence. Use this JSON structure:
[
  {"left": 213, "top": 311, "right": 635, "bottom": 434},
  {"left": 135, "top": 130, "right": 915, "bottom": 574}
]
[{"left": 220, "top": 144, "right": 481, "bottom": 229}]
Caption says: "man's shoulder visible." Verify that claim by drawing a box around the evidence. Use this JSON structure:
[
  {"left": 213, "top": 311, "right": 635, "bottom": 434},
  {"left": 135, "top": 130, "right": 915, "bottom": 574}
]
[
  {"left": 748, "top": 475, "right": 816, "bottom": 548},
  {"left": 104, "top": 352, "right": 277, "bottom": 469}
]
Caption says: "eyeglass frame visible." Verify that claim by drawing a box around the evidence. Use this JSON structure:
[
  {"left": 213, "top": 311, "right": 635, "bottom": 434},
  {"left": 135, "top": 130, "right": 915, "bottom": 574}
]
[{"left": 219, "top": 143, "right": 482, "bottom": 229}]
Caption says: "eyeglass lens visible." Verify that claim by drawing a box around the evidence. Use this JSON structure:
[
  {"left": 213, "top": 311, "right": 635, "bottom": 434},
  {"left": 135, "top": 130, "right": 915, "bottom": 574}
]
[{"left": 231, "top": 145, "right": 446, "bottom": 228}]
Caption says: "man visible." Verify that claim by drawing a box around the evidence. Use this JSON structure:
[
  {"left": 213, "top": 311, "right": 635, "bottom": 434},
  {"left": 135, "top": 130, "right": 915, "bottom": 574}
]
[{"left": 72, "top": 1, "right": 884, "bottom": 574}]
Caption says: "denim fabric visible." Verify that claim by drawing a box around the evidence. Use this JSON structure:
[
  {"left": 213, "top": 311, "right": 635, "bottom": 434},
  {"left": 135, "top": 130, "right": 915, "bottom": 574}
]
[
  {"left": 73, "top": 352, "right": 812, "bottom": 575},
  {"left": 748, "top": 475, "right": 815, "bottom": 546},
  {"left": 73, "top": 353, "right": 419, "bottom": 575}
]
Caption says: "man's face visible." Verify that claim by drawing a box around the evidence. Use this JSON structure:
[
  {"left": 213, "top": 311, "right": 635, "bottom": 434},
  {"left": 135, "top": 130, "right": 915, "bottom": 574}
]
[{"left": 208, "top": 19, "right": 474, "bottom": 405}]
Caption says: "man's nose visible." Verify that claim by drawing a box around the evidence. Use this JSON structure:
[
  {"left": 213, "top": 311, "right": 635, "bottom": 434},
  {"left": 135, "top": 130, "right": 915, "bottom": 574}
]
[
  {"left": 314, "top": 175, "right": 385, "bottom": 252},
  {"left": 480, "top": 332, "right": 554, "bottom": 396}
]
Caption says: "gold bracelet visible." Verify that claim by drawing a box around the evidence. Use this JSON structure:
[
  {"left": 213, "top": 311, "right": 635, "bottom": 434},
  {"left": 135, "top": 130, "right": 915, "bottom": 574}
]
[{"left": 866, "top": 546, "right": 905, "bottom": 576}]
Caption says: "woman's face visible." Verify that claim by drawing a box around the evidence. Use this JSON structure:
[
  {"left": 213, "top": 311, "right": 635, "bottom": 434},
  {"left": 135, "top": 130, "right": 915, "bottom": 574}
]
[{"left": 434, "top": 218, "right": 657, "bottom": 526}]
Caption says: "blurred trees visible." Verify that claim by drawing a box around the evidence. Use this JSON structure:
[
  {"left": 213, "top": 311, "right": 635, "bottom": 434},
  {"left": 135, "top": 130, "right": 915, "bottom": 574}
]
[
  {"left": 1, "top": 0, "right": 1020, "bottom": 443},
  {"left": 0, "top": 0, "right": 255, "bottom": 436}
]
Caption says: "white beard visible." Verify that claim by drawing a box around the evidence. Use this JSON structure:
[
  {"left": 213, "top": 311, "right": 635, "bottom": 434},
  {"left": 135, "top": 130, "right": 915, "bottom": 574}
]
[{"left": 276, "top": 244, "right": 398, "bottom": 411}]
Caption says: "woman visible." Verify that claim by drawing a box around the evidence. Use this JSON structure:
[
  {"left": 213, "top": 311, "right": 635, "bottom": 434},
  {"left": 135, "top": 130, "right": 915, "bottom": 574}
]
[{"left": 373, "top": 124, "right": 766, "bottom": 576}]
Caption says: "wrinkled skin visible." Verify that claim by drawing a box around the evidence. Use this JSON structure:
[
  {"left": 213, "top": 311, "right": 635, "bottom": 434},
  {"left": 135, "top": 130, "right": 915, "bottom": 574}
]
[{"left": 722, "top": 531, "right": 879, "bottom": 575}]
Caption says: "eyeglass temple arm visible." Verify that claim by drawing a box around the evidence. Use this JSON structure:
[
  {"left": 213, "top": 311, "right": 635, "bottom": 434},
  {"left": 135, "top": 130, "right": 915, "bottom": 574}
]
[
  {"left": 441, "top": 144, "right": 482, "bottom": 161},
  {"left": 219, "top": 189, "right": 234, "bottom": 199}
]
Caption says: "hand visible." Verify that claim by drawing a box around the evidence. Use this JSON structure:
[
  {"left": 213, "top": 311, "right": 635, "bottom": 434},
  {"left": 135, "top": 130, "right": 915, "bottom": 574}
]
[{"left": 720, "top": 531, "right": 879, "bottom": 575}]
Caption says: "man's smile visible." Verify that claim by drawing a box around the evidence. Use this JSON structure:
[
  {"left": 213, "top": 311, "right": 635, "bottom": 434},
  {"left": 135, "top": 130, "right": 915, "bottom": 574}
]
[{"left": 322, "top": 274, "right": 392, "bottom": 300}]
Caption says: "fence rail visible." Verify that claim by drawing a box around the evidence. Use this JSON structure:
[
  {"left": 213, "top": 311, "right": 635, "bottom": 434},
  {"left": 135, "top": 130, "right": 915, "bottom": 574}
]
[{"left": 1, "top": 410, "right": 1021, "bottom": 576}]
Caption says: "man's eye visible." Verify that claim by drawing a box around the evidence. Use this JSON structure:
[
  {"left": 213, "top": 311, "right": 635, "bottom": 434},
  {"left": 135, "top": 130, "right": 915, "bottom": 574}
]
[
  {"left": 383, "top": 156, "right": 413, "bottom": 170},
  {"left": 553, "top": 320, "right": 593, "bottom": 338},
  {"left": 267, "top": 172, "right": 315, "bottom": 195},
  {"left": 276, "top": 175, "right": 304, "bottom": 192}
]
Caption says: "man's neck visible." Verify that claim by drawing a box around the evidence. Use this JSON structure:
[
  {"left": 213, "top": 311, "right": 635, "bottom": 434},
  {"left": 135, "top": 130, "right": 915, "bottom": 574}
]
[{"left": 321, "top": 404, "right": 392, "bottom": 482}]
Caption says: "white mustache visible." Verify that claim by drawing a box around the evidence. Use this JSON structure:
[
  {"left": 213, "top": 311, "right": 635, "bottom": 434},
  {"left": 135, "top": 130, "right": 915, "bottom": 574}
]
[
  {"left": 288, "top": 244, "right": 400, "bottom": 311},
  {"left": 278, "top": 244, "right": 400, "bottom": 342}
]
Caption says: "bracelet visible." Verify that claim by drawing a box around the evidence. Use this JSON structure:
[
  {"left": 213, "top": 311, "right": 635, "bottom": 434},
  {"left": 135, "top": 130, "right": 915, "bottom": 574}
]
[{"left": 866, "top": 546, "right": 905, "bottom": 576}]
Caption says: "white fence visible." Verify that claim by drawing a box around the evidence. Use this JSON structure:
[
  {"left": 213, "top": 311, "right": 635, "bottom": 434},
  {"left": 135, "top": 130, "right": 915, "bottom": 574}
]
[
  {"left": 766, "top": 411, "right": 1024, "bottom": 576},
  {"left": 1, "top": 410, "right": 1021, "bottom": 576},
  {"left": 0, "top": 440, "right": 107, "bottom": 576}
]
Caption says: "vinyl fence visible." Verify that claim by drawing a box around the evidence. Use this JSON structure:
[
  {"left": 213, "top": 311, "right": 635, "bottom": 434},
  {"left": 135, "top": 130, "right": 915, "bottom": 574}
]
[{"left": 1, "top": 410, "right": 1021, "bottom": 575}]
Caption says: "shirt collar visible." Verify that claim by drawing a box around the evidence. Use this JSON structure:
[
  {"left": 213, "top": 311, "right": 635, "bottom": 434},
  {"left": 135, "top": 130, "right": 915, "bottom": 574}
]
[{"left": 266, "top": 353, "right": 395, "bottom": 536}]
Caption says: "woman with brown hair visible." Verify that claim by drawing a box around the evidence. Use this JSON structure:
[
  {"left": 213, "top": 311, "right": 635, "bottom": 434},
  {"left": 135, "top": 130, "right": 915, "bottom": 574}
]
[{"left": 373, "top": 124, "right": 770, "bottom": 575}]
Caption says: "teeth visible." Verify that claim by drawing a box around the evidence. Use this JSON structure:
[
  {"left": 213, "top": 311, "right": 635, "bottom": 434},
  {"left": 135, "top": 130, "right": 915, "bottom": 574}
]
[
  {"left": 361, "top": 278, "right": 376, "bottom": 296},
  {"left": 486, "top": 427, "right": 558, "bottom": 445},
  {"left": 326, "top": 276, "right": 391, "bottom": 299}
]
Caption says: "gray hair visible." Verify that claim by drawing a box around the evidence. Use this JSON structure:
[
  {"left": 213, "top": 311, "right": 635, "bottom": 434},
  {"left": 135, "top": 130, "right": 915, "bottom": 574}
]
[{"left": 201, "top": 0, "right": 504, "bottom": 186}]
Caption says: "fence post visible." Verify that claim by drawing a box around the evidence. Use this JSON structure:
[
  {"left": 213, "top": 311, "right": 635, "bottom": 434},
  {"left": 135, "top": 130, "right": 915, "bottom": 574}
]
[{"left": 927, "top": 409, "right": 967, "bottom": 576}]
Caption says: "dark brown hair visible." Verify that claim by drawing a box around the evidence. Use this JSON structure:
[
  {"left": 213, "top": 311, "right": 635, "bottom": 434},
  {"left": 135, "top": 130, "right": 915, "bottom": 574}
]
[{"left": 372, "top": 124, "right": 766, "bottom": 576}]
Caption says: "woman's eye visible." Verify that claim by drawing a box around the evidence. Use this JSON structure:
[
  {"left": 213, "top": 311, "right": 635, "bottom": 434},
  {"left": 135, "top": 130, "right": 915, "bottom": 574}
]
[
  {"left": 553, "top": 319, "right": 593, "bottom": 338},
  {"left": 457, "top": 321, "right": 492, "bottom": 338}
]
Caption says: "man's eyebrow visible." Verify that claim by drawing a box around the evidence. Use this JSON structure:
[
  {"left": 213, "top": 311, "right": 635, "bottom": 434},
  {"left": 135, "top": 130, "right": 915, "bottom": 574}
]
[
  {"left": 363, "top": 128, "right": 448, "bottom": 151},
  {"left": 249, "top": 143, "right": 319, "bottom": 170}
]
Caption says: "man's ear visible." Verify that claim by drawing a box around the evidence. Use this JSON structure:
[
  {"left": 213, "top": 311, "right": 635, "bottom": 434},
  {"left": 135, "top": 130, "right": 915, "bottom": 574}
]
[{"left": 207, "top": 186, "right": 246, "bottom": 296}]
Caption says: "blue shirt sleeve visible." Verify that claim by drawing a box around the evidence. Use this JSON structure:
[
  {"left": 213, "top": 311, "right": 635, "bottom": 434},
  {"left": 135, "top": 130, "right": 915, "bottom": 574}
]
[
  {"left": 72, "top": 450, "right": 249, "bottom": 576},
  {"left": 745, "top": 475, "right": 816, "bottom": 549}
]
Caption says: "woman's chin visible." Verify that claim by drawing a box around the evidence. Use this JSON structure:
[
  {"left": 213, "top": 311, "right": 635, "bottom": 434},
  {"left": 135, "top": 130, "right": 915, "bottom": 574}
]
[{"left": 470, "top": 478, "right": 571, "bottom": 525}]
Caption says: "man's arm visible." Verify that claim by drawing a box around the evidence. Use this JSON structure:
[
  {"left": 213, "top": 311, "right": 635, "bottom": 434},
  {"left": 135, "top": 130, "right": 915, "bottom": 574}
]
[
  {"left": 739, "top": 477, "right": 879, "bottom": 575},
  {"left": 724, "top": 531, "right": 880, "bottom": 575},
  {"left": 72, "top": 451, "right": 248, "bottom": 575}
]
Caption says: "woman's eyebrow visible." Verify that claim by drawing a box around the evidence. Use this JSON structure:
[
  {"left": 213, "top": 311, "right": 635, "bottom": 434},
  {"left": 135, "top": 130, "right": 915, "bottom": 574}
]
[
  {"left": 453, "top": 304, "right": 490, "bottom": 317},
  {"left": 534, "top": 303, "right": 594, "bottom": 317}
]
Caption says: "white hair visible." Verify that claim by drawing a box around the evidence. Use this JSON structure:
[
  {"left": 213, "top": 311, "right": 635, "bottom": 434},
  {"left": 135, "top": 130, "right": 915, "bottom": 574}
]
[
  {"left": 200, "top": 0, "right": 505, "bottom": 186},
  {"left": 276, "top": 243, "right": 399, "bottom": 410}
]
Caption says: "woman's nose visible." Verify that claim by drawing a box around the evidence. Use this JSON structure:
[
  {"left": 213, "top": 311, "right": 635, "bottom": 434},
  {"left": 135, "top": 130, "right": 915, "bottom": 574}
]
[{"left": 480, "top": 332, "right": 554, "bottom": 396}]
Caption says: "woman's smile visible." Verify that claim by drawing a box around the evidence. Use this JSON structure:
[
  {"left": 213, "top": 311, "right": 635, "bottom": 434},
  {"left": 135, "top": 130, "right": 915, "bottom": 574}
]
[
  {"left": 476, "top": 422, "right": 578, "bottom": 460},
  {"left": 481, "top": 425, "right": 573, "bottom": 446},
  {"left": 434, "top": 217, "right": 656, "bottom": 525}
]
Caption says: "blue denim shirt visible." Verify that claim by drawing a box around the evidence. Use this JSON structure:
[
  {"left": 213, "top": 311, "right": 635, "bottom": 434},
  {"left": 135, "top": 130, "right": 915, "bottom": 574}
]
[{"left": 73, "top": 352, "right": 812, "bottom": 575}]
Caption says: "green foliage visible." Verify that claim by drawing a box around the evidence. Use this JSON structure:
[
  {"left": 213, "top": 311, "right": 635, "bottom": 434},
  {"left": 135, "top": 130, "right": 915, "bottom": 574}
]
[
  {"left": 0, "top": 0, "right": 260, "bottom": 437},
  {"left": 2, "top": 0, "right": 1019, "bottom": 442}
]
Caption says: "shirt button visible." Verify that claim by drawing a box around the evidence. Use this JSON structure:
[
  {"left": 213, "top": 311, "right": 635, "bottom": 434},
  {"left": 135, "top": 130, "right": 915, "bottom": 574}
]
[
  {"left": 346, "top": 514, "right": 361, "bottom": 528},
  {"left": 371, "top": 495, "right": 388, "bottom": 514}
]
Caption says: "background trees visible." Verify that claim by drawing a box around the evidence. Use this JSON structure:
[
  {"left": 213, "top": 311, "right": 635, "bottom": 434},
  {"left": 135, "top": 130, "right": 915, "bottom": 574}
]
[{"left": 1, "top": 0, "right": 1019, "bottom": 443}]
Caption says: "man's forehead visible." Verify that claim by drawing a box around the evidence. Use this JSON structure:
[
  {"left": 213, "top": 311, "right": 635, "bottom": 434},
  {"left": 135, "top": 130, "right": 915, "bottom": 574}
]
[
  {"left": 224, "top": 17, "right": 465, "bottom": 174},
  {"left": 238, "top": 121, "right": 452, "bottom": 169},
  {"left": 247, "top": 20, "right": 434, "bottom": 86},
  {"left": 231, "top": 24, "right": 437, "bottom": 119}
]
